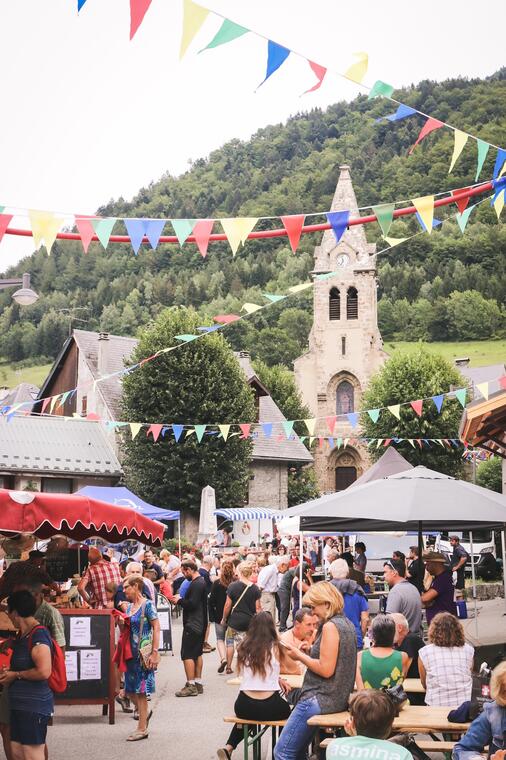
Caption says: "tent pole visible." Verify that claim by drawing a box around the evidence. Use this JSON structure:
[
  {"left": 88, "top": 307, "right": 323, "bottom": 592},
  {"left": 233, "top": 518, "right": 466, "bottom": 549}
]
[
  {"left": 178, "top": 519, "right": 181, "bottom": 559},
  {"left": 501, "top": 529, "right": 506, "bottom": 615},
  {"left": 469, "top": 531, "right": 478, "bottom": 637},
  {"left": 417, "top": 521, "right": 424, "bottom": 593},
  {"left": 299, "top": 532, "right": 304, "bottom": 609}
]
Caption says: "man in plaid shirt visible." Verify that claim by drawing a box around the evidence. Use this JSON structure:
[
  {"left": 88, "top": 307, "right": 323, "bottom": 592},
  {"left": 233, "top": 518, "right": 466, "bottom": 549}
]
[{"left": 78, "top": 547, "right": 121, "bottom": 608}]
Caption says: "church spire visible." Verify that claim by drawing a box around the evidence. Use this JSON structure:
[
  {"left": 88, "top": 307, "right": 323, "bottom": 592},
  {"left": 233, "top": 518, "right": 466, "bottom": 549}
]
[{"left": 329, "top": 165, "right": 360, "bottom": 215}]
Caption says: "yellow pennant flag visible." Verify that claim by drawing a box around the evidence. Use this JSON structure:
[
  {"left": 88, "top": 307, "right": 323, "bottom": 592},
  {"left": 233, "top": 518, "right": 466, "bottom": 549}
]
[
  {"left": 304, "top": 418, "right": 317, "bottom": 435},
  {"left": 387, "top": 404, "right": 401, "bottom": 419},
  {"left": 28, "top": 210, "right": 64, "bottom": 254},
  {"left": 218, "top": 424, "right": 231, "bottom": 441},
  {"left": 49, "top": 395, "right": 60, "bottom": 414},
  {"left": 220, "top": 217, "right": 258, "bottom": 255},
  {"left": 288, "top": 282, "right": 312, "bottom": 293},
  {"left": 242, "top": 303, "right": 263, "bottom": 314},
  {"left": 448, "top": 130, "right": 469, "bottom": 173},
  {"left": 412, "top": 195, "right": 435, "bottom": 234},
  {"left": 384, "top": 236, "right": 408, "bottom": 247},
  {"left": 130, "top": 423, "right": 142, "bottom": 439},
  {"left": 476, "top": 382, "right": 489, "bottom": 400},
  {"left": 345, "top": 51, "right": 368, "bottom": 84},
  {"left": 180, "top": 0, "right": 209, "bottom": 59},
  {"left": 494, "top": 191, "right": 504, "bottom": 220}
]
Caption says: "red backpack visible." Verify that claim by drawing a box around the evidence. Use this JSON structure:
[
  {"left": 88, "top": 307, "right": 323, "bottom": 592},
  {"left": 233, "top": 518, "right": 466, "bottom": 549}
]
[{"left": 28, "top": 625, "right": 67, "bottom": 694}]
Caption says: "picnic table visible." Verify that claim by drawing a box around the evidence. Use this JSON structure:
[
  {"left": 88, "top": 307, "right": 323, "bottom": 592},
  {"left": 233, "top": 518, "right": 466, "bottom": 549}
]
[{"left": 226, "top": 675, "right": 424, "bottom": 692}]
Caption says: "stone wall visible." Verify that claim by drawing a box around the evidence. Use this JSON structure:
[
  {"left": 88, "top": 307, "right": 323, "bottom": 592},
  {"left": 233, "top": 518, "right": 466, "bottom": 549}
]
[{"left": 248, "top": 461, "right": 288, "bottom": 509}]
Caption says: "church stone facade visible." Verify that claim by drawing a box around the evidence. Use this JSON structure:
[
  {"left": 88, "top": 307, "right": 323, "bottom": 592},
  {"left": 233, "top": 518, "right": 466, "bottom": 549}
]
[{"left": 294, "top": 165, "right": 387, "bottom": 493}]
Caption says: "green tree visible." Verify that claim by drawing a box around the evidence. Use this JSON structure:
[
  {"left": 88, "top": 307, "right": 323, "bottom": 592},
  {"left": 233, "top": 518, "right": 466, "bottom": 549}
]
[
  {"left": 361, "top": 348, "right": 466, "bottom": 476},
  {"left": 253, "top": 327, "right": 299, "bottom": 367},
  {"left": 121, "top": 307, "right": 256, "bottom": 513},
  {"left": 446, "top": 291, "right": 502, "bottom": 340},
  {"left": 288, "top": 465, "right": 320, "bottom": 507},
  {"left": 476, "top": 457, "right": 502, "bottom": 493},
  {"left": 277, "top": 308, "right": 312, "bottom": 351}
]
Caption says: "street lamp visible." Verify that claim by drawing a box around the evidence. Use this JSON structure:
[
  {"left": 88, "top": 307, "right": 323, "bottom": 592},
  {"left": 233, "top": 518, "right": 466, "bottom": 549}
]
[{"left": 0, "top": 273, "right": 39, "bottom": 306}]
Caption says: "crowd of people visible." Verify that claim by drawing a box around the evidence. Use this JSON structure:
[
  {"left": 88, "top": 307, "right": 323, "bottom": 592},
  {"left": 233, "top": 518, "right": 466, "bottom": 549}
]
[{"left": 0, "top": 532, "right": 503, "bottom": 760}]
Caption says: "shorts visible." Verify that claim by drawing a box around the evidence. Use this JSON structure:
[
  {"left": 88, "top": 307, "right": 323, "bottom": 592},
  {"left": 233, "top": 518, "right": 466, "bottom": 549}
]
[
  {"left": 181, "top": 628, "right": 204, "bottom": 661},
  {"left": 214, "top": 623, "right": 226, "bottom": 642},
  {"left": 10, "top": 710, "right": 50, "bottom": 746},
  {"left": 225, "top": 627, "right": 246, "bottom": 648}
]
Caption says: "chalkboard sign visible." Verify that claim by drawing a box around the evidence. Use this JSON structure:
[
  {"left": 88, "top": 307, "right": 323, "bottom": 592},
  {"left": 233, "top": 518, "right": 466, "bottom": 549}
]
[
  {"left": 45, "top": 549, "right": 88, "bottom": 583},
  {"left": 157, "top": 604, "right": 173, "bottom": 653},
  {"left": 56, "top": 609, "right": 115, "bottom": 724}
]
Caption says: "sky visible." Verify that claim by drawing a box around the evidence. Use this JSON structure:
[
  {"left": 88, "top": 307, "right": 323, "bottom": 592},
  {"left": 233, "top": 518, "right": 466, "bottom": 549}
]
[{"left": 0, "top": 0, "right": 504, "bottom": 272}]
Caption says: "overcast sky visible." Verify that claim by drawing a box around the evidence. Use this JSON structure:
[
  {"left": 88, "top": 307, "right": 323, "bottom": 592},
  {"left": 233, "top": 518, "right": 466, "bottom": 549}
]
[{"left": 0, "top": 0, "right": 504, "bottom": 271}]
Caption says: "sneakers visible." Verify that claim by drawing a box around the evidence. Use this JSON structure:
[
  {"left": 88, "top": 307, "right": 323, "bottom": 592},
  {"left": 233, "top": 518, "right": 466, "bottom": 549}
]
[
  {"left": 202, "top": 642, "right": 215, "bottom": 653},
  {"left": 175, "top": 682, "right": 199, "bottom": 697},
  {"left": 195, "top": 682, "right": 204, "bottom": 694}
]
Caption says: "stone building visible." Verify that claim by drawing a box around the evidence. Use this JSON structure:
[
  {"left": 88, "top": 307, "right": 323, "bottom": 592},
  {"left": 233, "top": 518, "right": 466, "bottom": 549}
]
[{"left": 294, "top": 166, "right": 387, "bottom": 492}]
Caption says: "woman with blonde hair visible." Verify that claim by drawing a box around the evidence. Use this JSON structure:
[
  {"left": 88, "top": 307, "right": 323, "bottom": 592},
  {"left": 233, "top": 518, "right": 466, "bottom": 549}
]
[
  {"left": 273, "top": 581, "right": 357, "bottom": 760},
  {"left": 221, "top": 562, "right": 261, "bottom": 675},
  {"left": 418, "top": 612, "right": 474, "bottom": 707},
  {"left": 454, "top": 660, "right": 506, "bottom": 760}
]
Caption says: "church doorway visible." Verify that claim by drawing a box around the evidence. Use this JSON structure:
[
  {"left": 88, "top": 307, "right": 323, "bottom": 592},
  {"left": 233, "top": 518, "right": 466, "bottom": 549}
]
[{"left": 335, "top": 465, "right": 357, "bottom": 491}]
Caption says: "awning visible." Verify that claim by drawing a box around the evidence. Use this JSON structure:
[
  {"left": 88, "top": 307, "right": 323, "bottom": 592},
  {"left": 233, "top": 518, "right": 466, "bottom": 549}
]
[
  {"left": 77, "top": 486, "right": 179, "bottom": 521},
  {"left": 214, "top": 507, "right": 282, "bottom": 521},
  {"left": 459, "top": 387, "right": 506, "bottom": 459}
]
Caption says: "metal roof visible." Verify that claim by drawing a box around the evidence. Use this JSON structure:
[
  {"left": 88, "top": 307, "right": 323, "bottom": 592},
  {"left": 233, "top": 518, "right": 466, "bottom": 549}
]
[{"left": 0, "top": 416, "right": 122, "bottom": 477}]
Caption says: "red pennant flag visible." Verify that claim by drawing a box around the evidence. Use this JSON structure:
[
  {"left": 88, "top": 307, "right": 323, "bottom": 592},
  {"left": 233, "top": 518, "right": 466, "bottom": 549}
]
[
  {"left": 239, "top": 424, "right": 251, "bottom": 439},
  {"left": 408, "top": 118, "right": 445, "bottom": 155},
  {"left": 304, "top": 60, "right": 327, "bottom": 94},
  {"left": 130, "top": 0, "right": 153, "bottom": 40},
  {"left": 383, "top": 438, "right": 392, "bottom": 447},
  {"left": 410, "top": 399, "right": 423, "bottom": 417},
  {"left": 281, "top": 215, "right": 305, "bottom": 253},
  {"left": 86, "top": 412, "right": 101, "bottom": 421},
  {"left": 451, "top": 187, "right": 472, "bottom": 214},
  {"left": 326, "top": 416, "right": 337, "bottom": 435},
  {"left": 192, "top": 219, "right": 214, "bottom": 257},
  {"left": 75, "top": 217, "right": 96, "bottom": 254},
  {"left": 415, "top": 439, "right": 423, "bottom": 448},
  {"left": 41, "top": 397, "right": 51, "bottom": 414},
  {"left": 499, "top": 375, "right": 506, "bottom": 390},
  {"left": 318, "top": 436, "right": 324, "bottom": 448},
  {"left": 213, "top": 314, "right": 240, "bottom": 324},
  {"left": 0, "top": 214, "right": 13, "bottom": 244},
  {"left": 147, "top": 424, "right": 163, "bottom": 442}
]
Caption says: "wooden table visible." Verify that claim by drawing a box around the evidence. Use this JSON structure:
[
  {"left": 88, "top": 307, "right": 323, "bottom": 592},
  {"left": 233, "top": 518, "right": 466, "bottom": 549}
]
[
  {"left": 227, "top": 673, "right": 304, "bottom": 688},
  {"left": 403, "top": 678, "right": 425, "bottom": 694},
  {"left": 308, "top": 704, "right": 469, "bottom": 734}
]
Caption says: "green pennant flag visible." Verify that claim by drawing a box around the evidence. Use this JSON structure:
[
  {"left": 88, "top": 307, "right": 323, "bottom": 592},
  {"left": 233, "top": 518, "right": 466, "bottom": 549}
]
[
  {"left": 367, "top": 409, "right": 380, "bottom": 423},
  {"left": 372, "top": 203, "right": 395, "bottom": 237},
  {"left": 171, "top": 219, "right": 196, "bottom": 246},
  {"left": 200, "top": 19, "right": 249, "bottom": 51},
  {"left": 92, "top": 218, "right": 117, "bottom": 250},
  {"left": 174, "top": 334, "right": 198, "bottom": 342},
  {"left": 454, "top": 388, "right": 467, "bottom": 407},
  {"left": 194, "top": 424, "right": 206, "bottom": 442},
  {"left": 262, "top": 293, "right": 286, "bottom": 303},
  {"left": 368, "top": 80, "right": 394, "bottom": 100},
  {"left": 282, "top": 420, "right": 294, "bottom": 438},
  {"left": 475, "top": 140, "right": 490, "bottom": 181},
  {"left": 455, "top": 205, "right": 475, "bottom": 233}
]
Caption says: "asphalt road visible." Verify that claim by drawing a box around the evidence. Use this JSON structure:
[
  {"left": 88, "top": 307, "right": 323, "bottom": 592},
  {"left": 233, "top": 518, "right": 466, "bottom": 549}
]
[{"left": 50, "top": 617, "right": 238, "bottom": 760}]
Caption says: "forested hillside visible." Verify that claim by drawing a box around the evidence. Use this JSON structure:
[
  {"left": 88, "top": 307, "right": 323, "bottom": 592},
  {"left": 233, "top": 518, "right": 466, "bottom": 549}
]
[{"left": 1, "top": 70, "right": 505, "bottom": 369}]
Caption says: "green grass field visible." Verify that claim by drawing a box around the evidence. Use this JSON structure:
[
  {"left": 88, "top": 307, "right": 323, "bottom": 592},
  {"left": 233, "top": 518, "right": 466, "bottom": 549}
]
[
  {"left": 384, "top": 340, "right": 506, "bottom": 366},
  {"left": 0, "top": 363, "right": 52, "bottom": 389}
]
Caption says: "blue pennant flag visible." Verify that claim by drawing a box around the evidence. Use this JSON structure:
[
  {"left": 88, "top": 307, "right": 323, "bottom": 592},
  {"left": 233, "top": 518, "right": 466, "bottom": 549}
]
[
  {"left": 415, "top": 212, "right": 442, "bottom": 232},
  {"left": 161, "top": 426, "right": 171, "bottom": 438},
  {"left": 432, "top": 394, "right": 445, "bottom": 413},
  {"left": 124, "top": 219, "right": 146, "bottom": 255},
  {"left": 387, "top": 104, "right": 417, "bottom": 122},
  {"left": 262, "top": 423, "right": 273, "bottom": 438},
  {"left": 347, "top": 412, "right": 359, "bottom": 428},
  {"left": 328, "top": 437, "right": 335, "bottom": 449},
  {"left": 259, "top": 41, "right": 290, "bottom": 87},
  {"left": 326, "top": 211, "right": 349, "bottom": 243},
  {"left": 493, "top": 148, "right": 506, "bottom": 180},
  {"left": 77, "top": 0, "right": 88, "bottom": 10},
  {"left": 172, "top": 424, "right": 184, "bottom": 442},
  {"left": 144, "top": 219, "right": 166, "bottom": 249}
]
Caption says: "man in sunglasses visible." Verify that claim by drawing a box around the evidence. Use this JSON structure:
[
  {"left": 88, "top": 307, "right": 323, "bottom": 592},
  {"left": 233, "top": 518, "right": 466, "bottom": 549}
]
[{"left": 384, "top": 558, "right": 423, "bottom": 635}]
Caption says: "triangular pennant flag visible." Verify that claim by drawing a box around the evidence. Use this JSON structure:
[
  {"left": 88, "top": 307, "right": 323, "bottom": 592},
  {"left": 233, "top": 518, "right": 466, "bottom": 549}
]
[
  {"left": 262, "top": 423, "right": 273, "bottom": 438},
  {"left": 130, "top": 0, "right": 153, "bottom": 40},
  {"left": 41, "top": 397, "right": 51, "bottom": 415},
  {"left": 455, "top": 205, "right": 475, "bottom": 233},
  {"left": 186, "top": 429, "right": 195, "bottom": 439},
  {"left": 408, "top": 439, "right": 416, "bottom": 448},
  {"left": 376, "top": 439, "right": 384, "bottom": 449},
  {"left": 384, "top": 236, "right": 408, "bottom": 247},
  {"left": 475, "top": 139, "right": 490, "bottom": 181},
  {"left": 213, "top": 314, "right": 240, "bottom": 324},
  {"left": 220, "top": 217, "right": 258, "bottom": 255},
  {"left": 448, "top": 130, "right": 469, "bottom": 173},
  {"left": 242, "top": 303, "right": 263, "bottom": 314},
  {"left": 326, "top": 416, "right": 337, "bottom": 434},
  {"left": 415, "top": 212, "right": 441, "bottom": 232},
  {"left": 368, "top": 80, "right": 394, "bottom": 99},
  {"left": 408, "top": 118, "right": 444, "bottom": 155},
  {"left": 201, "top": 18, "right": 249, "bottom": 51},
  {"left": 259, "top": 40, "right": 291, "bottom": 87},
  {"left": 75, "top": 217, "right": 96, "bottom": 254},
  {"left": 326, "top": 210, "right": 349, "bottom": 243},
  {"left": 262, "top": 293, "right": 286, "bottom": 303},
  {"left": 0, "top": 214, "right": 13, "bottom": 244},
  {"left": 493, "top": 149, "right": 506, "bottom": 180},
  {"left": 282, "top": 420, "right": 295, "bottom": 439},
  {"left": 171, "top": 219, "right": 196, "bottom": 245},
  {"left": 385, "top": 104, "right": 417, "bottom": 122},
  {"left": 432, "top": 394, "right": 445, "bottom": 413},
  {"left": 57, "top": 391, "right": 71, "bottom": 408},
  {"left": 327, "top": 437, "right": 334, "bottom": 449},
  {"left": 499, "top": 375, "right": 506, "bottom": 390},
  {"left": 124, "top": 218, "right": 146, "bottom": 254},
  {"left": 336, "top": 437, "right": 343, "bottom": 449},
  {"left": 130, "top": 422, "right": 142, "bottom": 439},
  {"left": 387, "top": 404, "right": 401, "bottom": 419},
  {"left": 494, "top": 190, "right": 505, "bottom": 220},
  {"left": 451, "top": 186, "right": 472, "bottom": 214},
  {"left": 147, "top": 424, "right": 163, "bottom": 442},
  {"left": 78, "top": 0, "right": 88, "bottom": 10},
  {"left": 172, "top": 424, "right": 184, "bottom": 442},
  {"left": 304, "top": 419, "right": 317, "bottom": 435},
  {"left": 92, "top": 218, "right": 117, "bottom": 249},
  {"left": 476, "top": 382, "right": 489, "bottom": 400},
  {"left": 454, "top": 388, "right": 467, "bottom": 407},
  {"left": 219, "top": 424, "right": 231, "bottom": 441},
  {"left": 288, "top": 282, "right": 312, "bottom": 293},
  {"left": 410, "top": 399, "right": 423, "bottom": 417},
  {"left": 194, "top": 424, "right": 206, "bottom": 443},
  {"left": 192, "top": 219, "right": 214, "bottom": 257},
  {"left": 309, "top": 437, "right": 315, "bottom": 446},
  {"left": 144, "top": 219, "right": 166, "bottom": 249},
  {"left": 174, "top": 334, "right": 198, "bottom": 342},
  {"left": 28, "top": 210, "right": 64, "bottom": 254},
  {"left": 372, "top": 204, "right": 395, "bottom": 237},
  {"left": 180, "top": 0, "right": 209, "bottom": 59},
  {"left": 347, "top": 412, "right": 359, "bottom": 427},
  {"left": 345, "top": 51, "right": 368, "bottom": 83},
  {"left": 411, "top": 196, "right": 434, "bottom": 234},
  {"left": 281, "top": 215, "right": 305, "bottom": 253},
  {"left": 343, "top": 438, "right": 350, "bottom": 448},
  {"left": 318, "top": 436, "right": 324, "bottom": 448},
  {"left": 49, "top": 395, "right": 60, "bottom": 414},
  {"left": 303, "top": 61, "right": 327, "bottom": 94},
  {"left": 367, "top": 409, "right": 380, "bottom": 423},
  {"left": 239, "top": 423, "right": 251, "bottom": 439}
]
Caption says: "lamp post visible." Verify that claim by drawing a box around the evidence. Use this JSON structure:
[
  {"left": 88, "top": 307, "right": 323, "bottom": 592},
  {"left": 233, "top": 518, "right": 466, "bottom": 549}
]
[{"left": 0, "top": 273, "right": 39, "bottom": 306}]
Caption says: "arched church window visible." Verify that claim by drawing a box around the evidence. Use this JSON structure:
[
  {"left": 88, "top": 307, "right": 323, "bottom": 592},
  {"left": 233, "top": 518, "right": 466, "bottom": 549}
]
[
  {"left": 329, "top": 287, "right": 340, "bottom": 320},
  {"left": 347, "top": 287, "right": 358, "bottom": 319},
  {"left": 336, "top": 380, "right": 354, "bottom": 415}
]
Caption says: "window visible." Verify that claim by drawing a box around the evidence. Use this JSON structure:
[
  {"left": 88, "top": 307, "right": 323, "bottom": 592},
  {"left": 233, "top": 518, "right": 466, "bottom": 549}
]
[
  {"left": 335, "top": 466, "right": 357, "bottom": 491},
  {"left": 329, "top": 288, "right": 340, "bottom": 320},
  {"left": 0, "top": 475, "right": 15, "bottom": 489},
  {"left": 341, "top": 337, "right": 346, "bottom": 356},
  {"left": 347, "top": 287, "right": 358, "bottom": 319},
  {"left": 336, "top": 381, "right": 354, "bottom": 415},
  {"left": 41, "top": 478, "right": 73, "bottom": 494}
]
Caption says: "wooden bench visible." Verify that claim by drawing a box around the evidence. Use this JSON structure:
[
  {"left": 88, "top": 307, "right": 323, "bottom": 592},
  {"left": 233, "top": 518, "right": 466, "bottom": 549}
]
[{"left": 223, "top": 716, "right": 287, "bottom": 760}]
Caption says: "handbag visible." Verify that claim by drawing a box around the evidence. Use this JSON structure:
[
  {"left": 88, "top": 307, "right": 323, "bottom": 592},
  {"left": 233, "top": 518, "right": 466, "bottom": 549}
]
[
  {"left": 134, "top": 601, "right": 154, "bottom": 671},
  {"left": 224, "top": 582, "right": 252, "bottom": 627},
  {"left": 382, "top": 682, "right": 409, "bottom": 711}
]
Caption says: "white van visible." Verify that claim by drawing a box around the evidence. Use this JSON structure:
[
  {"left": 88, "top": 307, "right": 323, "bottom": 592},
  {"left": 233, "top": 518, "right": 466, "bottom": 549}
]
[
  {"left": 437, "top": 530, "right": 497, "bottom": 579},
  {"left": 351, "top": 533, "right": 420, "bottom": 574}
]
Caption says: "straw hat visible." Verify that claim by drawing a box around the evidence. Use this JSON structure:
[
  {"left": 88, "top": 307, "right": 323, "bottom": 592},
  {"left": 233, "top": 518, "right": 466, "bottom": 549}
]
[{"left": 423, "top": 551, "right": 448, "bottom": 563}]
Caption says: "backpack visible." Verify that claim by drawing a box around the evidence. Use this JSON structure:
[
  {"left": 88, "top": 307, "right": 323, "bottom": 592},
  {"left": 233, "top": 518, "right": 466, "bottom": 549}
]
[{"left": 28, "top": 625, "right": 67, "bottom": 694}]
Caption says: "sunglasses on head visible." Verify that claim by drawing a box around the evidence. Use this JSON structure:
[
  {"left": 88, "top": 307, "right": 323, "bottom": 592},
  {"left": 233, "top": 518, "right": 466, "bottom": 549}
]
[{"left": 384, "top": 560, "right": 396, "bottom": 571}]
